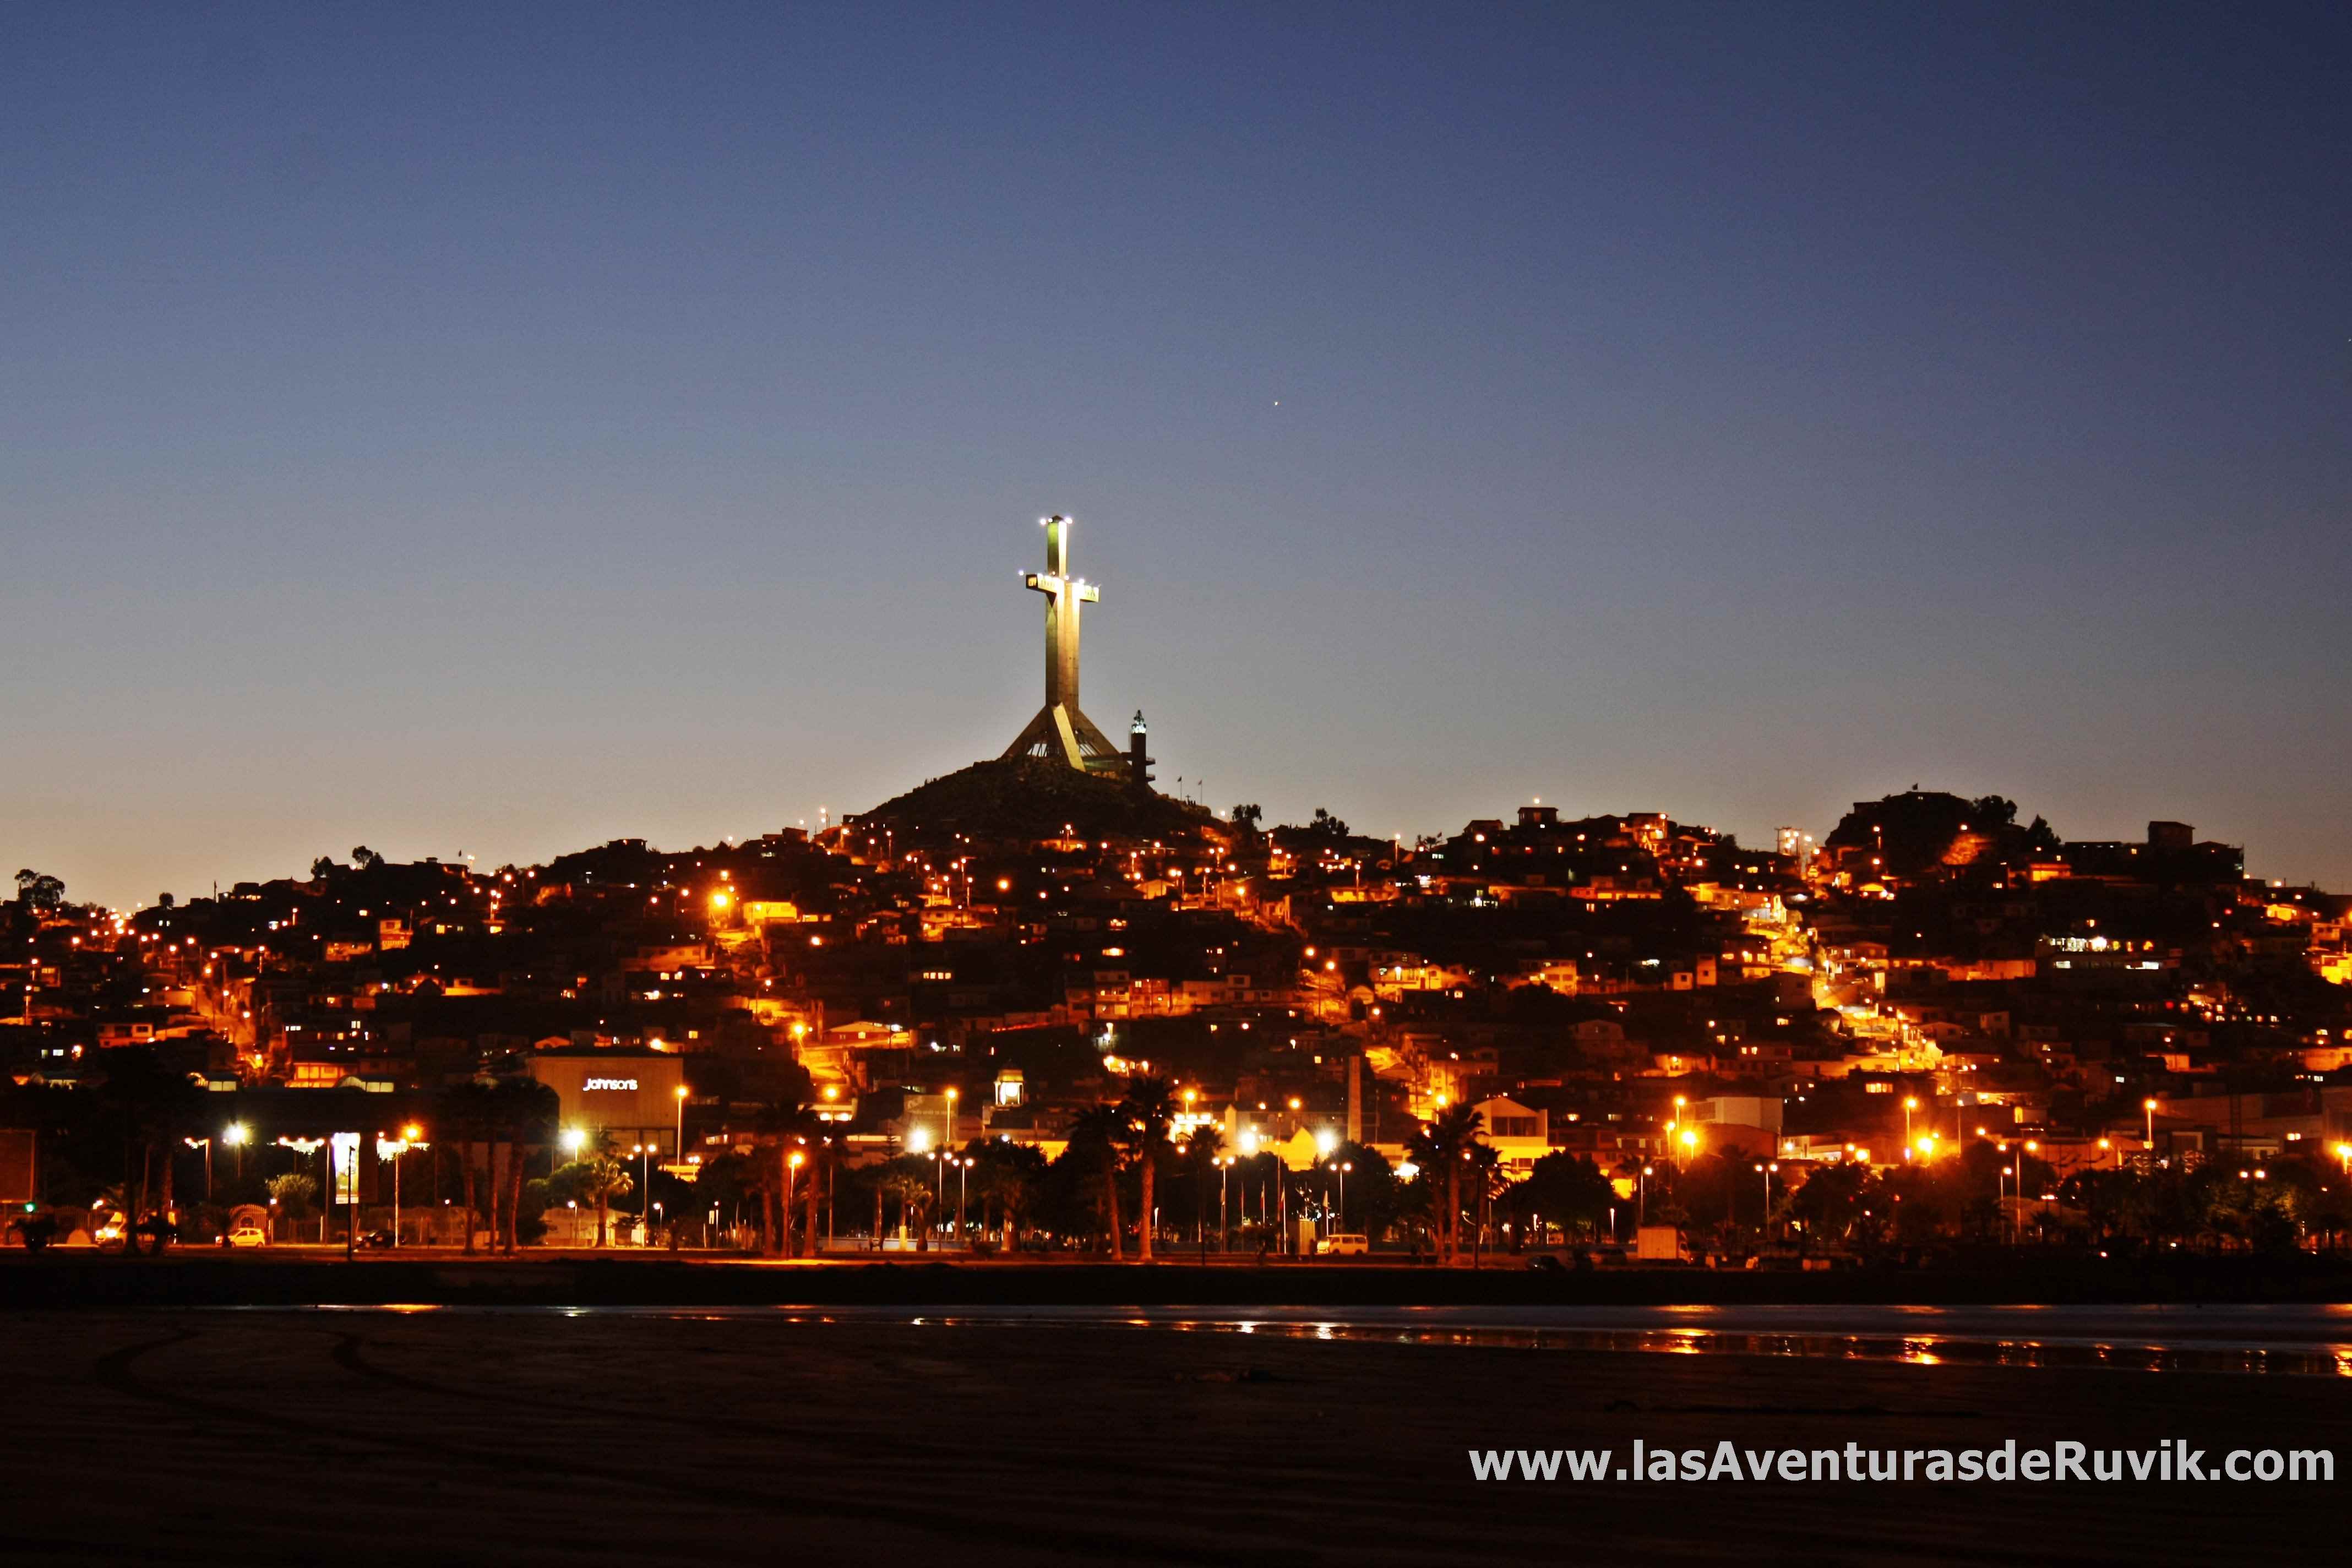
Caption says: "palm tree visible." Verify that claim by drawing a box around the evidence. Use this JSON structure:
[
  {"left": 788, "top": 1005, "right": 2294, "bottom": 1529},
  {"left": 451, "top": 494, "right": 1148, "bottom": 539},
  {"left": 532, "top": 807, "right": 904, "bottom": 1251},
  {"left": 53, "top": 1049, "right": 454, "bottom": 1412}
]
[
  {"left": 1178, "top": 1125, "right": 1227, "bottom": 1246},
  {"left": 1464, "top": 1143, "right": 1504, "bottom": 1265},
  {"left": 555, "top": 1143, "right": 634, "bottom": 1247},
  {"left": 265, "top": 1172, "right": 318, "bottom": 1243},
  {"left": 1407, "top": 1102, "right": 1486, "bottom": 1263},
  {"left": 486, "top": 1077, "right": 558, "bottom": 1254},
  {"left": 801, "top": 1130, "right": 839, "bottom": 1257},
  {"left": 879, "top": 1159, "right": 935, "bottom": 1251},
  {"left": 1065, "top": 1104, "right": 1128, "bottom": 1260},
  {"left": 753, "top": 1100, "right": 822, "bottom": 1255},
  {"left": 94, "top": 1047, "right": 202, "bottom": 1249},
  {"left": 1117, "top": 1076, "right": 1179, "bottom": 1262},
  {"left": 971, "top": 1140, "right": 1047, "bottom": 1250},
  {"left": 434, "top": 1080, "right": 496, "bottom": 1254}
]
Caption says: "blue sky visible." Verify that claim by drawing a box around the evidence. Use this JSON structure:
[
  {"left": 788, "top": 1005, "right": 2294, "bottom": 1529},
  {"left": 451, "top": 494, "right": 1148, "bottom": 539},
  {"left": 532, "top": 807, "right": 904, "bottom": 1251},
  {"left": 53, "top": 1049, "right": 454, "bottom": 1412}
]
[{"left": 4, "top": 3, "right": 2347, "bottom": 906}]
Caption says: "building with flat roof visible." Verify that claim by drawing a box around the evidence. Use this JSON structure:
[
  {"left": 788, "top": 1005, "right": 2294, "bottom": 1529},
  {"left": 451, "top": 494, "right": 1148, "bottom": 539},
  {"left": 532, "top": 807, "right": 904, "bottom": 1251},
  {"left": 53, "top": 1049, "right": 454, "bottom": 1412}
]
[{"left": 527, "top": 1049, "right": 685, "bottom": 1158}]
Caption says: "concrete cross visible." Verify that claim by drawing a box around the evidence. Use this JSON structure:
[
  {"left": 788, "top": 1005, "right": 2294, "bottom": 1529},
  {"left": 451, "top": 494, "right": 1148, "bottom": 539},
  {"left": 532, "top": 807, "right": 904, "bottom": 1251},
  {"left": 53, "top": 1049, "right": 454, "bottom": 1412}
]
[
  {"left": 1025, "top": 515, "right": 1101, "bottom": 716},
  {"left": 1001, "top": 515, "right": 1121, "bottom": 771}
]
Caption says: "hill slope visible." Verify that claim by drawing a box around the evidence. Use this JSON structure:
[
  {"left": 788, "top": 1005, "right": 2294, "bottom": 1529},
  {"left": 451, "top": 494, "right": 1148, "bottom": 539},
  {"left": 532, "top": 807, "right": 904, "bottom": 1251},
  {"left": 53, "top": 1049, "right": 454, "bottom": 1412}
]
[{"left": 854, "top": 758, "right": 1221, "bottom": 845}]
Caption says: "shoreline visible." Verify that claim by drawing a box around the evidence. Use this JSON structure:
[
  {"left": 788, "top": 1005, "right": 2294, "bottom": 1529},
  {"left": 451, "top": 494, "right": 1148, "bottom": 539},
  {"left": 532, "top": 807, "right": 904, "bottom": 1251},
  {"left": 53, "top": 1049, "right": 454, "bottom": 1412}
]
[{"left": 7, "top": 1250, "right": 2348, "bottom": 1309}]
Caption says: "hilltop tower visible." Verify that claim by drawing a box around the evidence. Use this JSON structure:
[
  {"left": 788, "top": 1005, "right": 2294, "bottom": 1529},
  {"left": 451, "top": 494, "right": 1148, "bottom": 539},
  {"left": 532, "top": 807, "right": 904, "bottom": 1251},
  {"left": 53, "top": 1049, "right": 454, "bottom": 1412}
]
[{"left": 1128, "top": 710, "right": 1155, "bottom": 797}]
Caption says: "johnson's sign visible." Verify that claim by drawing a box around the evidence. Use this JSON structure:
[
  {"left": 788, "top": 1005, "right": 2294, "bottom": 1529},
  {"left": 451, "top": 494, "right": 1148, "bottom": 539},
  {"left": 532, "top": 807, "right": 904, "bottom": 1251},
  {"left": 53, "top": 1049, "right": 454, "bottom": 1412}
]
[{"left": 584, "top": 1076, "right": 640, "bottom": 1091}]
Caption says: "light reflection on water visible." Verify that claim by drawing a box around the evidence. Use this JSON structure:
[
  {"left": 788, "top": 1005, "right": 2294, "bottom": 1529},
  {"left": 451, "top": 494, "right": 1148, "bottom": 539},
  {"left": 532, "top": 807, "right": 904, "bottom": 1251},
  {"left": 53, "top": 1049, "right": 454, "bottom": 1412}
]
[{"left": 290, "top": 1302, "right": 2352, "bottom": 1377}]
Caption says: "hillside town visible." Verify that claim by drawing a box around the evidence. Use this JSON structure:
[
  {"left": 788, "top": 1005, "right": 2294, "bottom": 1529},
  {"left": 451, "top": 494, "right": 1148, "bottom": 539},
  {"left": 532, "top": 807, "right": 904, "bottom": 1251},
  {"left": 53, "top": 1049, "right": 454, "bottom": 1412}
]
[{"left": 9, "top": 772, "right": 2351, "bottom": 1261}]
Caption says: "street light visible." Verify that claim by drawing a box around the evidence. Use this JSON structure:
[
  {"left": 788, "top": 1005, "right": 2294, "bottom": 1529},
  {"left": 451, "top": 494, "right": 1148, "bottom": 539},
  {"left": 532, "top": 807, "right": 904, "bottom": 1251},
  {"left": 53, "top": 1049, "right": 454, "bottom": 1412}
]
[
  {"left": 955, "top": 1156, "right": 970, "bottom": 1246},
  {"left": 1903, "top": 1096, "right": 1919, "bottom": 1143},
  {"left": 932, "top": 1145, "right": 946, "bottom": 1222},
  {"left": 1638, "top": 1164, "right": 1652, "bottom": 1227},
  {"left": 785, "top": 1151, "right": 804, "bottom": 1254},
  {"left": 2143, "top": 1097, "right": 2159, "bottom": 1153},
  {"left": 184, "top": 1135, "right": 213, "bottom": 1201},
  {"left": 223, "top": 1121, "right": 249, "bottom": 1181},
  {"left": 378, "top": 1126, "right": 425, "bottom": 1247},
  {"left": 674, "top": 1084, "right": 689, "bottom": 1162},
  {"left": 560, "top": 1128, "right": 587, "bottom": 1158},
  {"left": 630, "top": 1143, "right": 656, "bottom": 1244},
  {"left": 1216, "top": 1156, "right": 1233, "bottom": 1250},
  {"left": 1329, "top": 1160, "right": 1353, "bottom": 1232}
]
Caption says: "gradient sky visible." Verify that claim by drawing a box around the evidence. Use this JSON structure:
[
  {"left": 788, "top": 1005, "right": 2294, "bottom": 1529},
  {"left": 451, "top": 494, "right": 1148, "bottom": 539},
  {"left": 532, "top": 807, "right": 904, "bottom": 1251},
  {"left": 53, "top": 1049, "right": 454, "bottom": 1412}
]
[{"left": 5, "top": 3, "right": 2348, "bottom": 908}]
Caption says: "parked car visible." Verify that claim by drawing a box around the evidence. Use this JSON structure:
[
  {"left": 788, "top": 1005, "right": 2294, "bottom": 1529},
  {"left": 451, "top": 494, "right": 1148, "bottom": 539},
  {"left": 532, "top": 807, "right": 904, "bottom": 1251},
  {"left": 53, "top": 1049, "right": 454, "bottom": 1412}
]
[
  {"left": 226, "top": 1221, "right": 268, "bottom": 1249},
  {"left": 7, "top": 1212, "right": 60, "bottom": 1252},
  {"left": 1315, "top": 1233, "right": 1369, "bottom": 1257},
  {"left": 1525, "top": 1253, "right": 1566, "bottom": 1272}
]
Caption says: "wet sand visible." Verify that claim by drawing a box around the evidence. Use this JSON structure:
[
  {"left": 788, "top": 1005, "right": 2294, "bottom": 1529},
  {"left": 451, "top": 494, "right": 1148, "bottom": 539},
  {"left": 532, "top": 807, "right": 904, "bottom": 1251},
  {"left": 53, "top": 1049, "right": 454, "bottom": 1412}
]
[
  {"left": 2, "top": 1308, "right": 2343, "bottom": 1566},
  {"left": 7, "top": 1249, "right": 2350, "bottom": 1309}
]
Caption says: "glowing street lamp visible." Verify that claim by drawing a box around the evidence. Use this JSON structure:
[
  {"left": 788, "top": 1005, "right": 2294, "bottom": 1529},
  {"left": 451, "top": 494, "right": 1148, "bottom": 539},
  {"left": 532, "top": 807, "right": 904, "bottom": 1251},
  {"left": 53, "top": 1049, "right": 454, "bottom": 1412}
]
[
  {"left": 2143, "top": 1097, "right": 2159, "bottom": 1152},
  {"left": 1328, "top": 1160, "right": 1354, "bottom": 1232},
  {"left": 1216, "top": 1156, "right": 1234, "bottom": 1249},
  {"left": 1903, "top": 1096, "right": 1919, "bottom": 1142},
  {"left": 222, "top": 1120, "right": 249, "bottom": 1180},
  {"left": 783, "top": 1150, "right": 805, "bottom": 1254},
  {"left": 378, "top": 1125, "right": 426, "bottom": 1246},
  {"left": 629, "top": 1142, "right": 659, "bottom": 1243},
  {"left": 183, "top": 1135, "right": 215, "bottom": 1200}
]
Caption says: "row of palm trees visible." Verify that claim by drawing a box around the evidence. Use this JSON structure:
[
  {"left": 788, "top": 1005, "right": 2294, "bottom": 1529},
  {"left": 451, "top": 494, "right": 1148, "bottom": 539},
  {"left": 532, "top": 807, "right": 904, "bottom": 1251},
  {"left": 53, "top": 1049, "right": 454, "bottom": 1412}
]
[
  {"left": 1064, "top": 1076, "right": 1181, "bottom": 1260},
  {"left": 688, "top": 1077, "right": 1500, "bottom": 1262}
]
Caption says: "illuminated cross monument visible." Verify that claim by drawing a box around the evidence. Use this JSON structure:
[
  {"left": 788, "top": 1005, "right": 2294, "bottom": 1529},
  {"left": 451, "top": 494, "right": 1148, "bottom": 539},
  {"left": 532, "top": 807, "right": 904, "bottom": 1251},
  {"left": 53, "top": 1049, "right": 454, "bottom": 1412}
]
[{"left": 1001, "top": 515, "right": 1124, "bottom": 771}]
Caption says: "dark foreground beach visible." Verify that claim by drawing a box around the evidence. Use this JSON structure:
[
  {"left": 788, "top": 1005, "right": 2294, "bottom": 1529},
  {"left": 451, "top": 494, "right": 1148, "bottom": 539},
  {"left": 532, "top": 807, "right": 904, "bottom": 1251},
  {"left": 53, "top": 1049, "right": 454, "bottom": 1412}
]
[{"left": 2, "top": 1303, "right": 2344, "bottom": 1567}]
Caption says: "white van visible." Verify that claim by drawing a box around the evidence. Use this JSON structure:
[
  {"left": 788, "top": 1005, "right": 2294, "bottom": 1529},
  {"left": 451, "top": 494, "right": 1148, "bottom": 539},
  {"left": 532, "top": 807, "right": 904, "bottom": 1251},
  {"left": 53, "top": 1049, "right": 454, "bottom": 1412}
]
[{"left": 1316, "top": 1233, "right": 1369, "bottom": 1257}]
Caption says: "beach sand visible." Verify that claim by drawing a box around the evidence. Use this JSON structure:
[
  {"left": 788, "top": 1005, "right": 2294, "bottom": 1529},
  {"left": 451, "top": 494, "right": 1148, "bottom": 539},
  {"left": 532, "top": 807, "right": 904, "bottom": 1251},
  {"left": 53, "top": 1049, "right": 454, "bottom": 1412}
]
[{"left": 2, "top": 1308, "right": 2343, "bottom": 1565}]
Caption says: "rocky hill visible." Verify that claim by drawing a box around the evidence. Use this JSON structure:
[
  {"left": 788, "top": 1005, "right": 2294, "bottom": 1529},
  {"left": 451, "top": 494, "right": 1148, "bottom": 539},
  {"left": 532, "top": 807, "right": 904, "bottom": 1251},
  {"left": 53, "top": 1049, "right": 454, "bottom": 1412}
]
[{"left": 853, "top": 758, "right": 1223, "bottom": 846}]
